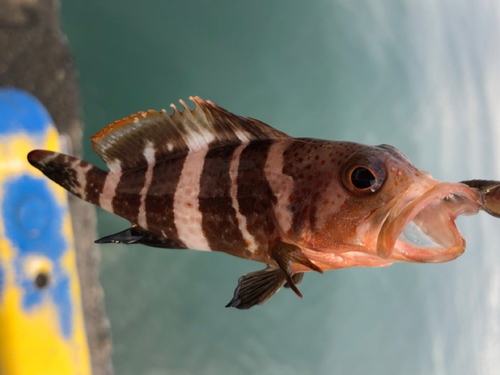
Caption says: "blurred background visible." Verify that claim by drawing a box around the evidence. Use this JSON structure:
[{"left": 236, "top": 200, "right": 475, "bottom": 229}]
[{"left": 58, "top": 1, "right": 500, "bottom": 374}]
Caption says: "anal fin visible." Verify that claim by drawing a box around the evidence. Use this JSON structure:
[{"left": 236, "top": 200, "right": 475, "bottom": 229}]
[
  {"left": 226, "top": 267, "right": 286, "bottom": 309},
  {"left": 271, "top": 241, "right": 323, "bottom": 298},
  {"left": 95, "top": 226, "right": 187, "bottom": 249},
  {"left": 95, "top": 228, "right": 142, "bottom": 245}
]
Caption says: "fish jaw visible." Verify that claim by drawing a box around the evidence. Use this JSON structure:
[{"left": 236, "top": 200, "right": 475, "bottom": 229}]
[{"left": 376, "top": 182, "right": 481, "bottom": 263}]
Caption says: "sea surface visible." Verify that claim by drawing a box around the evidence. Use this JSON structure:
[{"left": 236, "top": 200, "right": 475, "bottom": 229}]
[{"left": 62, "top": 1, "right": 500, "bottom": 374}]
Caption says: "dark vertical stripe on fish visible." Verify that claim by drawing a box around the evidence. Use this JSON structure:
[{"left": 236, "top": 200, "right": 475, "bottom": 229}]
[
  {"left": 283, "top": 140, "right": 341, "bottom": 234},
  {"left": 237, "top": 141, "right": 275, "bottom": 251},
  {"left": 144, "top": 151, "right": 185, "bottom": 242},
  {"left": 46, "top": 154, "right": 80, "bottom": 195},
  {"left": 199, "top": 145, "right": 247, "bottom": 255},
  {"left": 85, "top": 167, "right": 107, "bottom": 205},
  {"left": 282, "top": 140, "right": 314, "bottom": 234},
  {"left": 111, "top": 153, "right": 147, "bottom": 223}
]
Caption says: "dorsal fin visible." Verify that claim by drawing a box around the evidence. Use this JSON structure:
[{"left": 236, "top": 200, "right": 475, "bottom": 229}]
[{"left": 91, "top": 96, "right": 290, "bottom": 172}]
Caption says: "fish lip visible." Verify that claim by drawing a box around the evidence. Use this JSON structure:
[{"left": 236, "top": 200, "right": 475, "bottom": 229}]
[{"left": 376, "top": 182, "right": 481, "bottom": 262}]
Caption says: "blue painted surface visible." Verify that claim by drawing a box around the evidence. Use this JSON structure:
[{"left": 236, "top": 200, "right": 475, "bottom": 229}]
[
  {"left": 3, "top": 175, "right": 64, "bottom": 257},
  {"left": 2, "top": 175, "right": 73, "bottom": 338},
  {"left": 0, "top": 89, "right": 51, "bottom": 135}
]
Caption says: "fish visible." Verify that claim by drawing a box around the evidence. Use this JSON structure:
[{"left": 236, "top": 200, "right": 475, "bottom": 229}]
[{"left": 27, "top": 96, "right": 500, "bottom": 309}]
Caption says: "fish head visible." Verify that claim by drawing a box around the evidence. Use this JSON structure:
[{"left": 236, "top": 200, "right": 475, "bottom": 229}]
[{"left": 304, "top": 144, "right": 481, "bottom": 264}]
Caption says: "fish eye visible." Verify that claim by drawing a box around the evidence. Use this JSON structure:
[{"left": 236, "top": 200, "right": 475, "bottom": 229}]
[
  {"left": 341, "top": 157, "right": 386, "bottom": 195},
  {"left": 350, "top": 167, "right": 376, "bottom": 189}
]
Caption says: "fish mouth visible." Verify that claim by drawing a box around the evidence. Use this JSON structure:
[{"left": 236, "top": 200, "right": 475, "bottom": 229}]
[{"left": 377, "top": 182, "right": 481, "bottom": 263}]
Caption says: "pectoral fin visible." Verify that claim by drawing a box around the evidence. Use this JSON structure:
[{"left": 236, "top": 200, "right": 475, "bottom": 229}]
[
  {"left": 284, "top": 272, "right": 304, "bottom": 289},
  {"left": 270, "top": 241, "right": 322, "bottom": 298},
  {"left": 226, "top": 267, "right": 286, "bottom": 309},
  {"left": 95, "top": 226, "right": 187, "bottom": 249}
]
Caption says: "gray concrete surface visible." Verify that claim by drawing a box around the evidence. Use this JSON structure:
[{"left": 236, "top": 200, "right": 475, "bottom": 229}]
[{"left": 0, "top": 0, "right": 113, "bottom": 373}]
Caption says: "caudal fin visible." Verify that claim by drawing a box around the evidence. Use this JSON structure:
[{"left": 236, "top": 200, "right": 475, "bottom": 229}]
[{"left": 27, "top": 150, "right": 108, "bottom": 205}]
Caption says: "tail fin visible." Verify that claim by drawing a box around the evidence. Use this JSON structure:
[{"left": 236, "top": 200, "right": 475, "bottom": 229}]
[{"left": 27, "top": 150, "right": 108, "bottom": 205}]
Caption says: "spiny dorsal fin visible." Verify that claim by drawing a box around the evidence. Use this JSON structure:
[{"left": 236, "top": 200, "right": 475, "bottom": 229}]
[{"left": 91, "top": 96, "right": 290, "bottom": 172}]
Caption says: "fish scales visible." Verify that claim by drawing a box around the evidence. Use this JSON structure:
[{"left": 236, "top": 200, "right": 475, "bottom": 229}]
[
  {"left": 199, "top": 144, "right": 248, "bottom": 257},
  {"left": 99, "top": 161, "right": 121, "bottom": 213},
  {"left": 84, "top": 166, "right": 107, "bottom": 205},
  {"left": 111, "top": 159, "right": 146, "bottom": 222},
  {"left": 229, "top": 143, "right": 261, "bottom": 255},
  {"left": 137, "top": 142, "right": 155, "bottom": 229},
  {"left": 173, "top": 148, "right": 211, "bottom": 251},
  {"left": 145, "top": 151, "right": 185, "bottom": 244},
  {"left": 28, "top": 96, "right": 499, "bottom": 309},
  {"left": 263, "top": 140, "right": 294, "bottom": 236},
  {"left": 282, "top": 140, "right": 365, "bottom": 238},
  {"left": 236, "top": 141, "right": 276, "bottom": 258}
]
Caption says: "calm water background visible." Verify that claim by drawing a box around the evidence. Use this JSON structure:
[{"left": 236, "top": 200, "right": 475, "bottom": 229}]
[{"left": 62, "top": 1, "right": 500, "bottom": 374}]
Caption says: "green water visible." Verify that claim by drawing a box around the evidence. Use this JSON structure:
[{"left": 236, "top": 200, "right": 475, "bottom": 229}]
[{"left": 62, "top": 1, "right": 500, "bottom": 374}]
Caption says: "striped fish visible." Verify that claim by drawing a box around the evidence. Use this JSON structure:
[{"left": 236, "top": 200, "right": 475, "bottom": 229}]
[{"left": 28, "top": 97, "right": 499, "bottom": 309}]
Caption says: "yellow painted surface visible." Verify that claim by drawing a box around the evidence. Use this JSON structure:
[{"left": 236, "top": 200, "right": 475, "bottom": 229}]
[{"left": 0, "top": 124, "right": 91, "bottom": 374}]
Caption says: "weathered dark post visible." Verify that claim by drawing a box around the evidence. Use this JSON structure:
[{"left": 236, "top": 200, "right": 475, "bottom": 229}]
[{"left": 0, "top": 1, "right": 113, "bottom": 374}]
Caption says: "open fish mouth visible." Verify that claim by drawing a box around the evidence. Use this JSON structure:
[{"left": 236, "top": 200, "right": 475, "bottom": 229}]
[{"left": 377, "top": 183, "right": 481, "bottom": 263}]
